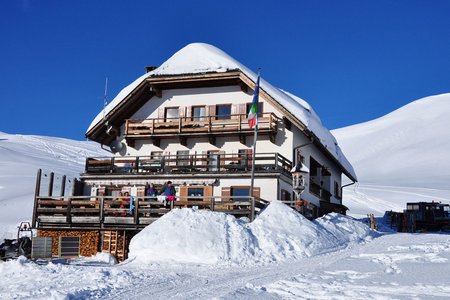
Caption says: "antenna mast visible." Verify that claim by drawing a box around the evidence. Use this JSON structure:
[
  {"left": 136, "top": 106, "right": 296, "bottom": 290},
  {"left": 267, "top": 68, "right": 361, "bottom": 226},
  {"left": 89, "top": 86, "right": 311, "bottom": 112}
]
[{"left": 102, "top": 77, "right": 108, "bottom": 122}]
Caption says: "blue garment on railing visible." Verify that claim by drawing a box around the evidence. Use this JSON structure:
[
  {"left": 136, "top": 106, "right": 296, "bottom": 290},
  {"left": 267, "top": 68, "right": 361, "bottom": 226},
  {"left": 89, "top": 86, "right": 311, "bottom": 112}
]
[{"left": 129, "top": 196, "right": 135, "bottom": 215}]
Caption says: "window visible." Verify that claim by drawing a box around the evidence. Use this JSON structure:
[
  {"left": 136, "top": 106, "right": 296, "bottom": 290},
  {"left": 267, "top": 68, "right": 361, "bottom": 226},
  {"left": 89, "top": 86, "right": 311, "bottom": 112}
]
[
  {"left": 187, "top": 187, "right": 204, "bottom": 201},
  {"left": 59, "top": 236, "right": 80, "bottom": 258},
  {"left": 165, "top": 107, "right": 179, "bottom": 122},
  {"left": 246, "top": 102, "right": 263, "bottom": 118},
  {"left": 177, "top": 150, "right": 190, "bottom": 166},
  {"left": 231, "top": 186, "right": 250, "bottom": 201},
  {"left": 207, "top": 150, "right": 222, "bottom": 171},
  {"left": 150, "top": 151, "right": 162, "bottom": 160},
  {"left": 192, "top": 106, "right": 206, "bottom": 121},
  {"left": 281, "top": 189, "right": 291, "bottom": 201},
  {"left": 216, "top": 104, "right": 231, "bottom": 120},
  {"left": 238, "top": 149, "right": 251, "bottom": 168},
  {"left": 309, "top": 157, "right": 321, "bottom": 197},
  {"left": 334, "top": 181, "right": 341, "bottom": 199}
]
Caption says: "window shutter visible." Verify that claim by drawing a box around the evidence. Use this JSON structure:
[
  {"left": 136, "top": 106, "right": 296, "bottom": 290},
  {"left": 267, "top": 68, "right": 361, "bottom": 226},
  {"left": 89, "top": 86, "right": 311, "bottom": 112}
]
[
  {"left": 186, "top": 106, "right": 192, "bottom": 121},
  {"left": 179, "top": 106, "right": 186, "bottom": 120},
  {"left": 204, "top": 186, "right": 213, "bottom": 202},
  {"left": 137, "top": 186, "right": 145, "bottom": 197},
  {"left": 207, "top": 105, "right": 216, "bottom": 118},
  {"left": 239, "top": 103, "right": 247, "bottom": 115},
  {"left": 252, "top": 187, "right": 261, "bottom": 199},
  {"left": 158, "top": 107, "right": 165, "bottom": 122},
  {"left": 222, "top": 187, "right": 231, "bottom": 201},
  {"left": 231, "top": 104, "right": 239, "bottom": 119},
  {"left": 179, "top": 186, "right": 188, "bottom": 201}
]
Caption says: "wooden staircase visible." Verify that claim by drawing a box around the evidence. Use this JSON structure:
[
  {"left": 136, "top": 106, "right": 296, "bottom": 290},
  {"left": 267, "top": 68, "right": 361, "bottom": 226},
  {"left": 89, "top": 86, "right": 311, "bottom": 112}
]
[{"left": 102, "top": 230, "right": 128, "bottom": 262}]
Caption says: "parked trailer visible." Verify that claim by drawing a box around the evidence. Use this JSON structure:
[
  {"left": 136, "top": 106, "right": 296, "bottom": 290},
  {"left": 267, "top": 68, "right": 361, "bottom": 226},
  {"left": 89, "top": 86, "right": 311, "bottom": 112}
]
[{"left": 405, "top": 202, "right": 450, "bottom": 231}]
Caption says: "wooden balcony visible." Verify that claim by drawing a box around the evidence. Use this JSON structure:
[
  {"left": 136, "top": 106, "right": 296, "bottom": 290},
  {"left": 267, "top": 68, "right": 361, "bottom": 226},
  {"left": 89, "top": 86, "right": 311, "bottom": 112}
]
[
  {"left": 85, "top": 152, "right": 292, "bottom": 177},
  {"left": 124, "top": 112, "right": 279, "bottom": 145},
  {"left": 33, "top": 195, "right": 269, "bottom": 230}
]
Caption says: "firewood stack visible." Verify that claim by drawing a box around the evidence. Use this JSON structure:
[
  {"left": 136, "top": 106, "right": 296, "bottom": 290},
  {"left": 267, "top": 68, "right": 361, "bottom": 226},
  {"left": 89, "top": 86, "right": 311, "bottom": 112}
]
[{"left": 38, "top": 230, "right": 100, "bottom": 257}]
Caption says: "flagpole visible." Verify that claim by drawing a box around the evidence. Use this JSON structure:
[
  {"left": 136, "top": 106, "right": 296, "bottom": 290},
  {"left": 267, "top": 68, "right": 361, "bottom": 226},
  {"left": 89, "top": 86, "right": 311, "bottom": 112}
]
[{"left": 249, "top": 68, "right": 261, "bottom": 206}]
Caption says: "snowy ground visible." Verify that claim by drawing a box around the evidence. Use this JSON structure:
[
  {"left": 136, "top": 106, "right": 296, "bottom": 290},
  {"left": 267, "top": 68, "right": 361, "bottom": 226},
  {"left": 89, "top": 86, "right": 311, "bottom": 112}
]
[{"left": 1, "top": 228, "right": 449, "bottom": 299}]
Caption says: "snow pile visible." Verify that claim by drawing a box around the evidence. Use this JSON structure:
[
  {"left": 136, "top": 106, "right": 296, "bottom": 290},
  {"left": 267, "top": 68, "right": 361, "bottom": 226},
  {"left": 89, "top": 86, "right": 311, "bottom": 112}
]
[
  {"left": 129, "top": 201, "right": 375, "bottom": 265},
  {"left": 86, "top": 43, "right": 355, "bottom": 180},
  {"left": 129, "top": 209, "right": 256, "bottom": 265}
]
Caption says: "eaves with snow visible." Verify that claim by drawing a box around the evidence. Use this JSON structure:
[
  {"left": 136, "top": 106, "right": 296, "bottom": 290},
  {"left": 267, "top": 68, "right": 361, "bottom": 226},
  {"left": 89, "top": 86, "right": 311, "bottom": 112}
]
[{"left": 86, "top": 43, "right": 357, "bottom": 181}]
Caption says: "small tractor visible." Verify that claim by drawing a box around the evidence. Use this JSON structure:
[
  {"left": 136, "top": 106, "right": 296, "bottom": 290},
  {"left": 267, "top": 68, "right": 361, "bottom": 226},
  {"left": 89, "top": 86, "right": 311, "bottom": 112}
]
[
  {"left": 0, "top": 222, "right": 33, "bottom": 261},
  {"left": 405, "top": 202, "right": 450, "bottom": 231}
]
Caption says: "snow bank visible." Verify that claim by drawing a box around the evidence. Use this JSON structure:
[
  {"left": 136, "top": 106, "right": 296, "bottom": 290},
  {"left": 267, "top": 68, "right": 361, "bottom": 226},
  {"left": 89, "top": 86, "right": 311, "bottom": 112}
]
[
  {"left": 129, "top": 209, "right": 256, "bottom": 264},
  {"left": 128, "top": 201, "right": 376, "bottom": 265}
]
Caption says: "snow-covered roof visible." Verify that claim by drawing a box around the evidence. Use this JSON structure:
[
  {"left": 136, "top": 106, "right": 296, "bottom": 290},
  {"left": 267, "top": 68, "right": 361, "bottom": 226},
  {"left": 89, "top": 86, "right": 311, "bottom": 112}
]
[{"left": 87, "top": 43, "right": 356, "bottom": 180}]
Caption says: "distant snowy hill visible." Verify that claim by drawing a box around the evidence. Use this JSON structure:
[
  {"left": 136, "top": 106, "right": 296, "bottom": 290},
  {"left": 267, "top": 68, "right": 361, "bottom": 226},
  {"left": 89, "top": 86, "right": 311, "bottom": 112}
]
[
  {"left": 333, "top": 93, "right": 450, "bottom": 216},
  {"left": 0, "top": 132, "right": 106, "bottom": 239}
]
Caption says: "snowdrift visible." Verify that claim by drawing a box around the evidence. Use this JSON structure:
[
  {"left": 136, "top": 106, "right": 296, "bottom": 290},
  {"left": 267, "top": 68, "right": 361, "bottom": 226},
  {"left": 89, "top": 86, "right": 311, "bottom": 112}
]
[{"left": 128, "top": 201, "right": 376, "bottom": 265}]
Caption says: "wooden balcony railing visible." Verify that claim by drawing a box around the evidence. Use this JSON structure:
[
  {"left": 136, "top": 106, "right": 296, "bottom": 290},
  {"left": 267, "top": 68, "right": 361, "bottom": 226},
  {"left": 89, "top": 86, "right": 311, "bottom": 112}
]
[
  {"left": 85, "top": 152, "right": 292, "bottom": 176},
  {"left": 124, "top": 112, "right": 279, "bottom": 138},
  {"left": 33, "top": 195, "right": 270, "bottom": 230}
]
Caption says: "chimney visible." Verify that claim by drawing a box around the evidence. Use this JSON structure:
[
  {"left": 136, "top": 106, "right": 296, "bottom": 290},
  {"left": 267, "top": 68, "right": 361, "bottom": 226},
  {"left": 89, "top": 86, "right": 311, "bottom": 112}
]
[{"left": 145, "top": 66, "right": 158, "bottom": 73}]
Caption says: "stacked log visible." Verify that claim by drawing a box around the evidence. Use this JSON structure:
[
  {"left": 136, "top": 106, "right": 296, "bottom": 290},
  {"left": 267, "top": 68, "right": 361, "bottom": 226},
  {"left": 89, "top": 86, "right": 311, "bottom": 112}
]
[{"left": 38, "top": 230, "right": 99, "bottom": 257}]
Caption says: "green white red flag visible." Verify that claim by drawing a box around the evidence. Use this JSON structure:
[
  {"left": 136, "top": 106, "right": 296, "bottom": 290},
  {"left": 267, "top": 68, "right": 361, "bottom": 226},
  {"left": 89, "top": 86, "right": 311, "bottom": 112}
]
[{"left": 247, "top": 74, "right": 260, "bottom": 129}]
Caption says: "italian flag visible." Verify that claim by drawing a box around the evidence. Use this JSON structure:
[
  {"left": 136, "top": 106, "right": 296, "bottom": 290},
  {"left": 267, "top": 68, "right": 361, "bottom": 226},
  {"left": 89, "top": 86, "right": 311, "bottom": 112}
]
[{"left": 248, "top": 74, "right": 260, "bottom": 129}]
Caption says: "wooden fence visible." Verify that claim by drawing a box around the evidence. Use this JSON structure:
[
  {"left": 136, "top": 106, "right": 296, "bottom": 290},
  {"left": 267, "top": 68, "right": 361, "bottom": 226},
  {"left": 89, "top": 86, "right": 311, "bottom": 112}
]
[{"left": 33, "top": 195, "right": 269, "bottom": 230}]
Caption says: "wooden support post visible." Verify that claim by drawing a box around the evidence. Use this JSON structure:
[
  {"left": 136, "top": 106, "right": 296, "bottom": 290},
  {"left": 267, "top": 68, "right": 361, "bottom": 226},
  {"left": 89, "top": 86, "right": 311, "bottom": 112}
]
[
  {"left": 110, "top": 157, "right": 115, "bottom": 173},
  {"left": 210, "top": 196, "right": 215, "bottom": 211},
  {"left": 31, "top": 169, "right": 42, "bottom": 228},
  {"left": 85, "top": 158, "right": 89, "bottom": 173},
  {"left": 135, "top": 157, "right": 139, "bottom": 173},
  {"left": 238, "top": 114, "right": 242, "bottom": 132},
  {"left": 48, "top": 172, "right": 54, "bottom": 196},
  {"left": 134, "top": 197, "right": 139, "bottom": 225},
  {"left": 250, "top": 196, "right": 255, "bottom": 221},
  {"left": 71, "top": 178, "right": 77, "bottom": 196},
  {"left": 60, "top": 175, "right": 66, "bottom": 197},
  {"left": 66, "top": 197, "right": 72, "bottom": 224},
  {"left": 170, "top": 200, "right": 174, "bottom": 210},
  {"left": 99, "top": 197, "right": 104, "bottom": 227},
  {"left": 275, "top": 153, "right": 279, "bottom": 171}
]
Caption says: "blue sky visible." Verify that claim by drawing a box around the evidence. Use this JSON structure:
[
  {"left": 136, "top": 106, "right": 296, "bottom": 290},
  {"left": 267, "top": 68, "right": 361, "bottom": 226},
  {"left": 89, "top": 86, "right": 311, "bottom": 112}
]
[{"left": 1, "top": 0, "right": 449, "bottom": 140}]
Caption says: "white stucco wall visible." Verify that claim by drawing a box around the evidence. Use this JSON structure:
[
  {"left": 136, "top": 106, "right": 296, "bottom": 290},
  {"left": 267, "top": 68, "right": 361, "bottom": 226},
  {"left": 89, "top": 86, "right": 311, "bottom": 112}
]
[
  {"left": 109, "top": 84, "right": 346, "bottom": 210},
  {"left": 117, "top": 85, "right": 293, "bottom": 159}
]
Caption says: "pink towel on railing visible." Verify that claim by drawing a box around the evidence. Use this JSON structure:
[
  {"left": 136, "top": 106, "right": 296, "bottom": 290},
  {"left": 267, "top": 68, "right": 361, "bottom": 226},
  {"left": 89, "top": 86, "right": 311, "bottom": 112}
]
[{"left": 166, "top": 196, "right": 176, "bottom": 201}]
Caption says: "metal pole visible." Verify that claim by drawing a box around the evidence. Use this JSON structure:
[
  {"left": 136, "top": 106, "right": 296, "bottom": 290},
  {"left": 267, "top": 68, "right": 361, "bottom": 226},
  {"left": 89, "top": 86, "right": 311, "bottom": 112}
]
[{"left": 249, "top": 69, "right": 261, "bottom": 206}]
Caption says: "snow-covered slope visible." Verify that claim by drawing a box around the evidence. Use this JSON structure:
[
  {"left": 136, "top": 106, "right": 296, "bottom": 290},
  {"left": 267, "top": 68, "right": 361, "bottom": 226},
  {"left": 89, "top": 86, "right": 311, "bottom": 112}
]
[
  {"left": 0, "top": 132, "right": 106, "bottom": 239},
  {"left": 333, "top": 93, "right": 450, "bottom": 216}
]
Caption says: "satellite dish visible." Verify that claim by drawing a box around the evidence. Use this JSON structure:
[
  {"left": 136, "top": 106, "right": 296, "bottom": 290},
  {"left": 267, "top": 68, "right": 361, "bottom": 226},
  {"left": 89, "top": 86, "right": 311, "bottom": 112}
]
[{"left": 109, "top": 140, "right": 124, "bottom": 153}]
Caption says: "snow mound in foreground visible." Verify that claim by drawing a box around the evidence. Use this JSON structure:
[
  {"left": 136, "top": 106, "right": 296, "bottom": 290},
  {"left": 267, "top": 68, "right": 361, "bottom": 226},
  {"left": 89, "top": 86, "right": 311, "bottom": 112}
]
[{"left": 129, "top": 201, "right": 377, "bottom": 265}]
